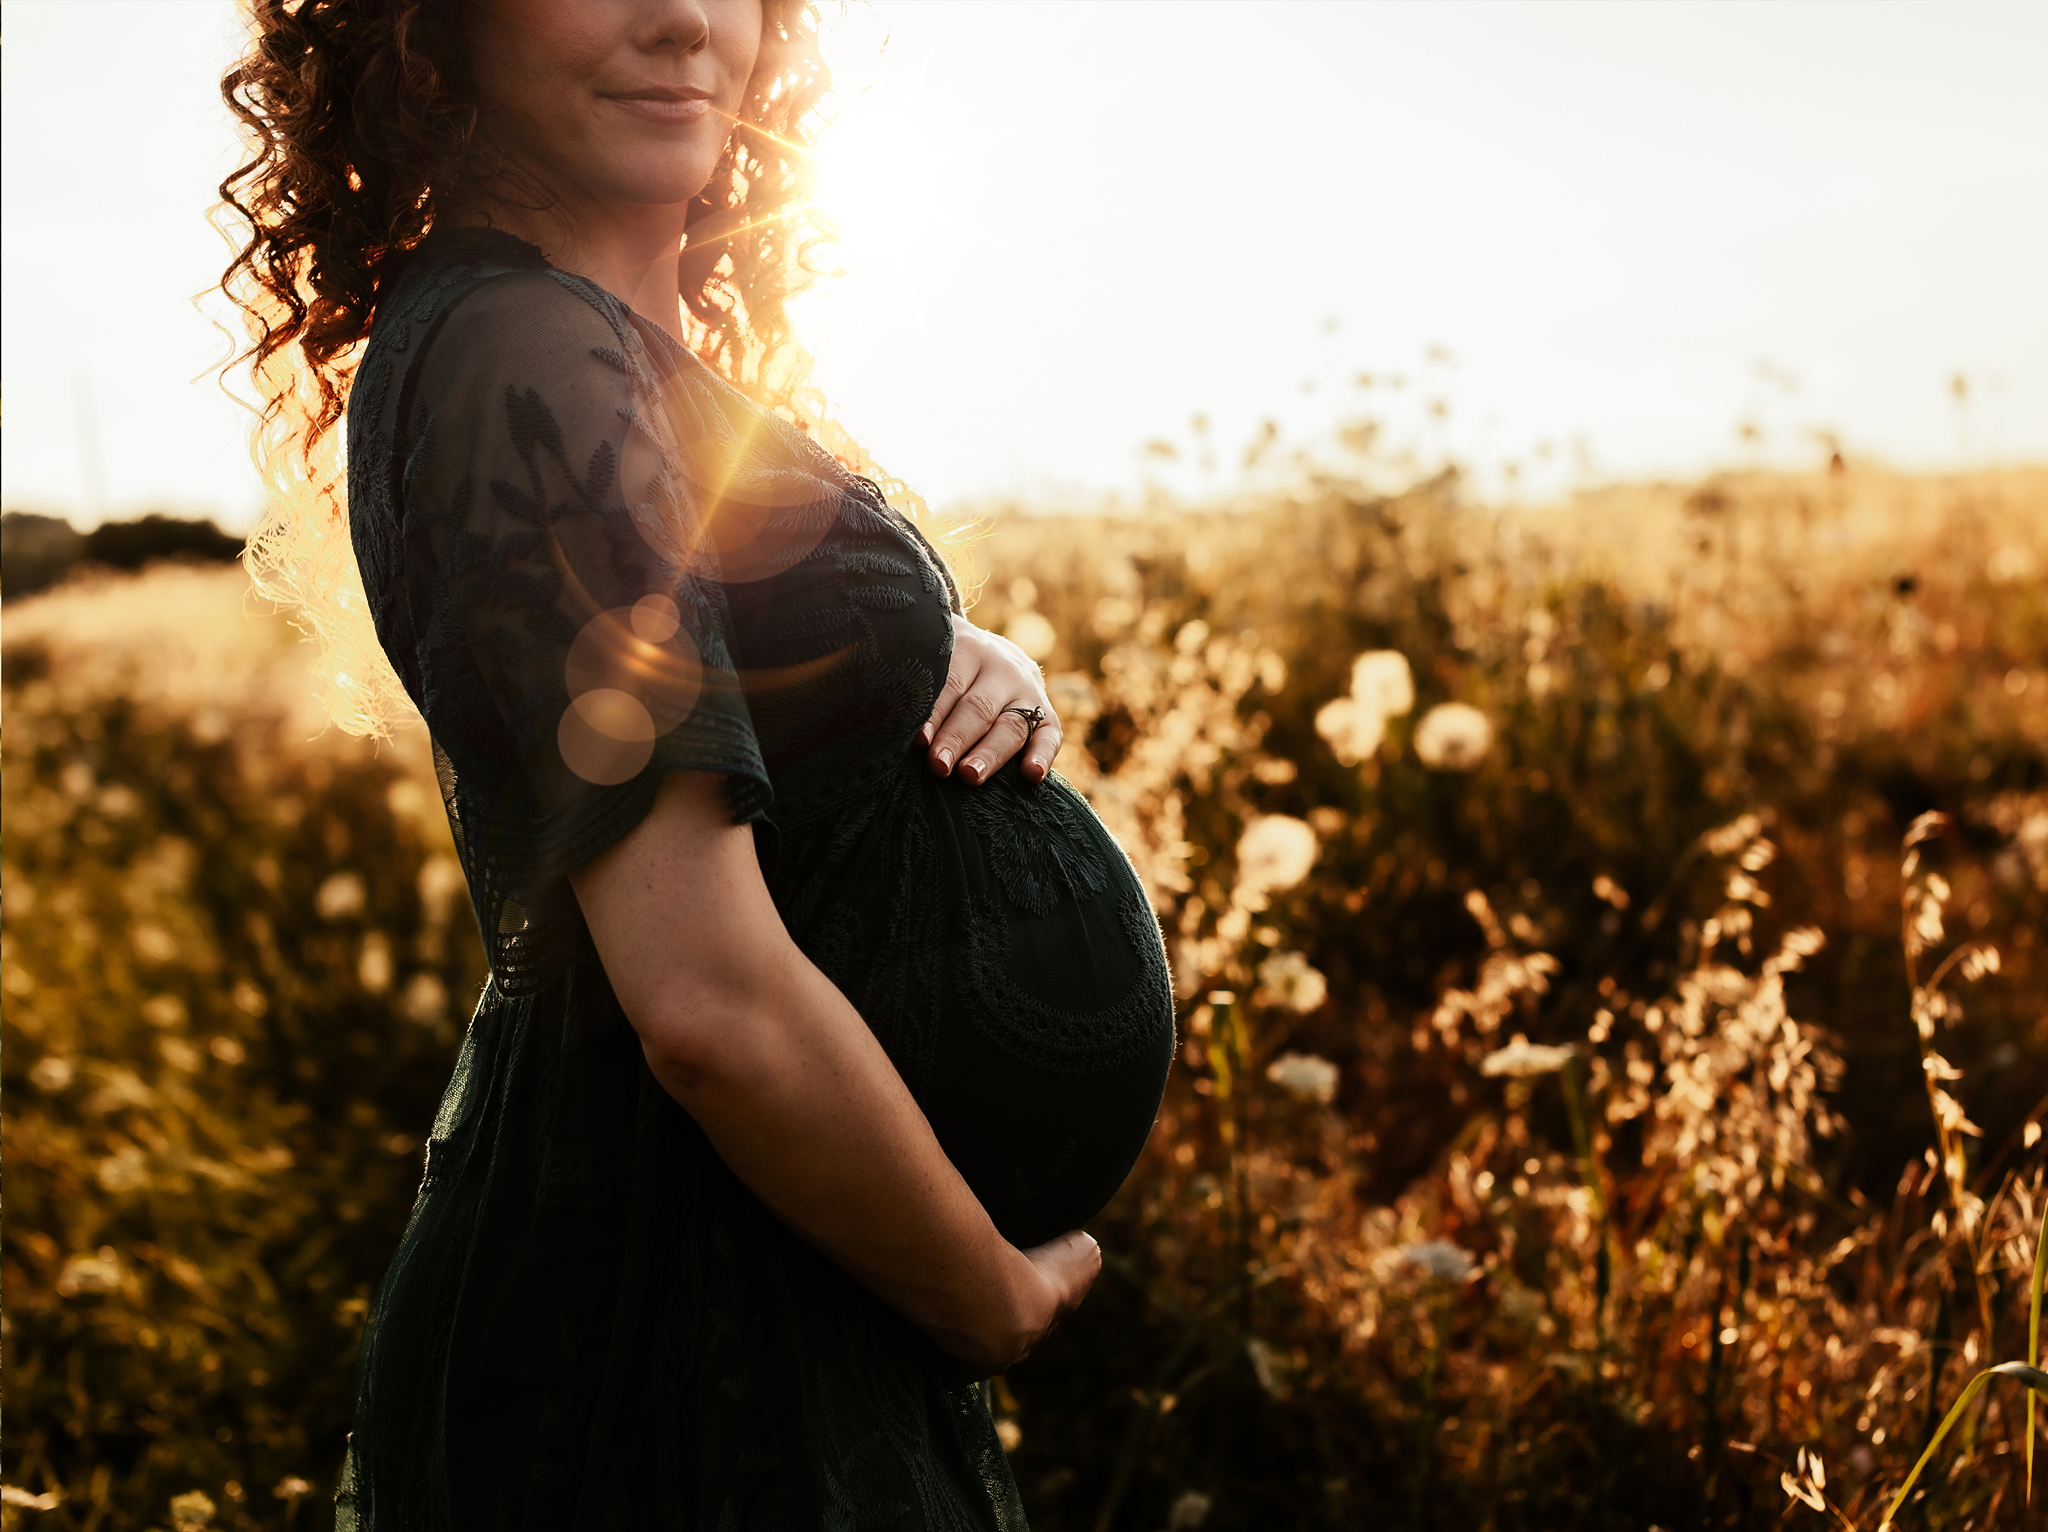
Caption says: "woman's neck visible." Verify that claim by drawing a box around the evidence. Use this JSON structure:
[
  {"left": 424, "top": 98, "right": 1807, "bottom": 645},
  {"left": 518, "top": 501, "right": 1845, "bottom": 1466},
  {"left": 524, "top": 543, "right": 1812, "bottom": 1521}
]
[{"left": 450, "top": 166, "right": 692, "bottom": 339}]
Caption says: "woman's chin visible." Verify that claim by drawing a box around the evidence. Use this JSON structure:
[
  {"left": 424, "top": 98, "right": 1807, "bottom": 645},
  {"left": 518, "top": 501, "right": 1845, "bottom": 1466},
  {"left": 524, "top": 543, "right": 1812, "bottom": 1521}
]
[{"left": 566, "top": 142, "right": 731, "bottom": 216}]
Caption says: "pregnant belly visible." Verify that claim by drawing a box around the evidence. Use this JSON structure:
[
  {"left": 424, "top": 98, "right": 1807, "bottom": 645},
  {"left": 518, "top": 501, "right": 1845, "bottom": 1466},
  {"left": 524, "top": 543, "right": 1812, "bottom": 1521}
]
[
  {"left": 920, "top": 878, "right": 1177, "bottom": 1248},
  {"left": 777, "top": 763, "right": 1176, "bottom": 1249}
]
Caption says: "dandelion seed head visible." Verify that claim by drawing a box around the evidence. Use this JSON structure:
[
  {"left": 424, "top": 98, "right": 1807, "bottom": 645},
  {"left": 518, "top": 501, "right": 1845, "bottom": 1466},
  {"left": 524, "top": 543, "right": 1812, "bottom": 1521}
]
[
  {"left": 1236, "top": 815, "right": 1318, "bottom": 895},
  {"left": 1266, "top": 1051, "right": 1340, "bottom": 1102},
  {"left": 1349, "top": 650, "right": 1415, "bottom": 719},
  {"left": 1257, "top": 950, "right": 1328, "bottom": 1013},
  {"left": 1414, "top": 703, "right": 1493, "bottom": 769},
  {"left": 1314, "top": 696, "right": 1387, "bottom": 765}
]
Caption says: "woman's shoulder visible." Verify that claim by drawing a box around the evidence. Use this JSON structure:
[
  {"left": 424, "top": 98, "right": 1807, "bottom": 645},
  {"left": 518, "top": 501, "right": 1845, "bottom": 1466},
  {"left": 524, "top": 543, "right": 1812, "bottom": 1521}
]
[{"left": 369, "top": 227, "right": 633, "bottom": 376}]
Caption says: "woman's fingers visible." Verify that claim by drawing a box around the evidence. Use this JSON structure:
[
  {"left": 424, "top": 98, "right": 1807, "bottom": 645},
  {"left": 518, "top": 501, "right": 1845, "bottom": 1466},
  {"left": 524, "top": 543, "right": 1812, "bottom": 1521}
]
[
  {"left": 924, "top": 617, "right": 1063, "bottom": 783},
  {"left": 927, "top": 680, "right": 1005, "bottom": 778},
  {"left": 954, "top": 698, "right": 1033, "bottom": 785},
  {"left": 1017, "top": 712, "right": 1064, "bottom": 785},
  {"left": 1022, "top": 1230, "right": 1101, "bottom": 1317},
  {"left": 920, "top": 635, "right": 981, "bottom": 767}
]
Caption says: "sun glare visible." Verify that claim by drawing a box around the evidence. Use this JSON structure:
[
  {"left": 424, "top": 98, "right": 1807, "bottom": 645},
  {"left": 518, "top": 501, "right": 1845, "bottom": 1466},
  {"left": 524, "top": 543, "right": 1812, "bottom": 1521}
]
[{"left": 811, "top": 110, "right": 940, "bottom": 266}]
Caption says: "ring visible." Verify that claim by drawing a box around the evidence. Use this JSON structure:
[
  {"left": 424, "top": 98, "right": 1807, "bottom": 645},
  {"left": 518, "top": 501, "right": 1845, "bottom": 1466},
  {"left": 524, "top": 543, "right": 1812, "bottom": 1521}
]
[{"left": 1001, "top": 704, "right": 1047, "bottom": 735}]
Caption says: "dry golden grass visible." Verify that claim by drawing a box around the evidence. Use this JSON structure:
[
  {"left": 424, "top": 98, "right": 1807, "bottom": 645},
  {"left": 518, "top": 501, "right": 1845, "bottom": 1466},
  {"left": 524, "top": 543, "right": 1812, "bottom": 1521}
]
[{"left": 3, "top": 462, "right": 2044, "bottom": 1529}]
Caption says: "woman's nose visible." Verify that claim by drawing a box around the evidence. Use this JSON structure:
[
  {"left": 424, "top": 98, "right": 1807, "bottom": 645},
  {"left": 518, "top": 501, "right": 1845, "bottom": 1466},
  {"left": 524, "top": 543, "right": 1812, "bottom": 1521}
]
[{"left": 635, "top": 0, "right": 714, "bottom": 54}]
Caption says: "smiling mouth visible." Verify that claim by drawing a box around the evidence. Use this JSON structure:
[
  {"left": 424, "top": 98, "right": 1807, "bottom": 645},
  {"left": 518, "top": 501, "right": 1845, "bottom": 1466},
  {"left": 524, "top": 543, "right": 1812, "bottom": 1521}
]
[{"left": 604, "top": 87, "right": 715, "bottom": 123}]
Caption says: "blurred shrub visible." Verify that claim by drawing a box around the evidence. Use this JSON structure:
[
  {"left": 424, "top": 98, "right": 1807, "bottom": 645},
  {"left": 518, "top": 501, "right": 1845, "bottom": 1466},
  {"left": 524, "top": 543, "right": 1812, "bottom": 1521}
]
[
  {"left": 3, "top": 465, "right": 2044, "bottom": 1529},
  {"left": 3, "top": 513, "right": 243, "bottom": 603},
  {"left": 2, "top": 515, "right": 85, "bottom": 602}
]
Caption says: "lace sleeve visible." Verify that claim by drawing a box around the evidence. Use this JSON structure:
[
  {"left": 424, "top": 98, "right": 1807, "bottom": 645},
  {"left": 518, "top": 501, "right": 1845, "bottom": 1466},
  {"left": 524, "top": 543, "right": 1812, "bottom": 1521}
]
[{"left": 386, "top": 269, "right": 771, "bottom": 979}]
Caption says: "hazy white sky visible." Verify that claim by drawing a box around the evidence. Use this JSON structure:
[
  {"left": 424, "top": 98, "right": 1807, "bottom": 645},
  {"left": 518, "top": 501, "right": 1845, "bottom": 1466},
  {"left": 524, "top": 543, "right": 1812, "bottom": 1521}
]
[{"left": 4, "top": 0, "right": 2044, "bottom": 527}]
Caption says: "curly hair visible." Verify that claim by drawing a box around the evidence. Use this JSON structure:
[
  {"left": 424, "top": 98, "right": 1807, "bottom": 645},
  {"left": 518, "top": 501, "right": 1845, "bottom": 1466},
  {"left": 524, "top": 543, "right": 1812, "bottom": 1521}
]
[{"left": 218, "top": 0, "right": 882, "bottom": 736}]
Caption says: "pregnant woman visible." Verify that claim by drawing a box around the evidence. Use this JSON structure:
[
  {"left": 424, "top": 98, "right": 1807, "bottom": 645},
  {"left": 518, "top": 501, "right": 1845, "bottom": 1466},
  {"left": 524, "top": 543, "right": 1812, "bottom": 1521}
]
[{"left": 220, "top": 0, "right": 1173, "bottom": 1527}]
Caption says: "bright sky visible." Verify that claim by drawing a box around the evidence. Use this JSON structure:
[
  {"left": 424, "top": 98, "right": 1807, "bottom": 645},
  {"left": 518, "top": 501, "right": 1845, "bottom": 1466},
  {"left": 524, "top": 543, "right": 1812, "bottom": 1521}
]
[{"left": 4, "top": 1, "right": 2044, "bottom": 528}]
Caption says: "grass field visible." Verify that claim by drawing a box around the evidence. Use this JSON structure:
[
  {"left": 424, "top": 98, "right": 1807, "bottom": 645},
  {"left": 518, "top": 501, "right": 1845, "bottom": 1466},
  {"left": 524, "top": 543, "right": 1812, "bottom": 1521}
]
[{"left": 3, "top": 462, "right": 2044, "bottom": 1530}]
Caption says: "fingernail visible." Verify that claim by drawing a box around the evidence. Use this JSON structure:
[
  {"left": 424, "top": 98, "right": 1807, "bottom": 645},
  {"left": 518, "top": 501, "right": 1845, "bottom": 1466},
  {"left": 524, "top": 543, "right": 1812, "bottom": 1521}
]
[
  {"left": 964, "top": 757, "right": 985, "bottom": 780},
  {"left": 935, "top": 747, "right": 953, "bottom": 772}
]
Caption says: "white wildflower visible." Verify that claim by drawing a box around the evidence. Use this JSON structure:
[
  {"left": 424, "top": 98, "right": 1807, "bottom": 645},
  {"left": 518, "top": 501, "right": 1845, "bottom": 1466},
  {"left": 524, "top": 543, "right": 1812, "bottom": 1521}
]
[
  {"left": 1314, "top": 651, "right": 1413, "bottom": 765},
  {"left": 1399, "top": 1240, "right": 1476, "bottom": 1282},
  {"left": 1265, "top": 1052, "right": 1340, "bottom": 1102},
  {"left": 1350, "top": 650, "right": 1415, "bottom": 719},
  {"left": 1314, "top": 697, "right": 1386, "bottom": 766},
  {"left": 1256, "top": 950, "right": 1328, "bottom": 1013},
  {"left": 1236, "top": 815, "right": 1318, "bottom": 895},
  {"left": 1414, "top": 703, "right": 1493, "bottom": 770},
  {"left": 1480, "top": 1034, "right": 1577, "bottom": 1078}
]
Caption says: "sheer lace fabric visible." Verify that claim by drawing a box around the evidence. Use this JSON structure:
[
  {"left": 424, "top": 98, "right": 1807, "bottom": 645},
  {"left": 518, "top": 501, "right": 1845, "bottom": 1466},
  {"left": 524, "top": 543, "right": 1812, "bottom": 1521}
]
[{"left": 337, "top": 229, "right": 1172, "bottom": 1529}]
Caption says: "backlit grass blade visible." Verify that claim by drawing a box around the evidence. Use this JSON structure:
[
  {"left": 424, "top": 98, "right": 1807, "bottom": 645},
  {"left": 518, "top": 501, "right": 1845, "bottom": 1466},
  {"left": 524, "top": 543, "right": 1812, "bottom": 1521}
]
[
  {"left": 2030, "top": 1196, "right": 2047, "bottom": 1503},
  {"left": 1879, "top": 1362, "right": 2048, "bottom": 1530}
]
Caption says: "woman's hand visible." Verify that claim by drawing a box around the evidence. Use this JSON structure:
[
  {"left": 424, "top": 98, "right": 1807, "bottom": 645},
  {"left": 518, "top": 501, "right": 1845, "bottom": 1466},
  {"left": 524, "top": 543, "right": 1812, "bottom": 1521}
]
[
  {"left": 927, "top": 1229, "right": 1102, "bottom": 1379},
  {"left": 576, "top": 774, "right": 1098, "bottom": 1391},
  {"left": 922, "top": 614, "right": 1063, "bottom": 785}
]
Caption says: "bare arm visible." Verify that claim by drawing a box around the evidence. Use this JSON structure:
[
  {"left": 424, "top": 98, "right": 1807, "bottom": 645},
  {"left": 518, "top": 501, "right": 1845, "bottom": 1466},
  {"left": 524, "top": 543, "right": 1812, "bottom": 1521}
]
[{"left": 570, "top": 771, "right": 1097, "bottom": 1372}]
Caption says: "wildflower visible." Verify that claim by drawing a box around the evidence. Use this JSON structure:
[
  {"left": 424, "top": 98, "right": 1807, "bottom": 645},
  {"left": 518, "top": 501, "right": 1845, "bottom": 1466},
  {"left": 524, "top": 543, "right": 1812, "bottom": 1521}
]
[
  {"left": 1413, "top": 703, "right": 1493, "bottom": 769},
  {"left": 1256, "top": 950, "right": 1328, "bottom": 1013},
  {"left": 1314, "top": 650, "right": 1414, "bottom": 765},
  {"left": 1480, "top": 1034, "right": 1576, "bottom": 1078},
  {"left": 1350, "top": 650, "right": 1415, "bottom": 718},
  {"left": 1236, "top": 815, "right": 1318, "bottom": 895},
  {"left": 1398, "top": 1240, "right": 1475, "bottom": 1282},
  {"left": 1266, "top": 1052, "right": 1340, "bottom": 1102},
  {"left": 1314, "top": 697, "right": 1386, "bottom": 765}
]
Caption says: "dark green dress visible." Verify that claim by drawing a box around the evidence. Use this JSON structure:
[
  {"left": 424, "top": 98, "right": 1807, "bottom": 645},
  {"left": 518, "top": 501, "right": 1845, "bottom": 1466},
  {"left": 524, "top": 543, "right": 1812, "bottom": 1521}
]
[{"left": 336, "top": 228, "right": 1174, "bottom": 1530}]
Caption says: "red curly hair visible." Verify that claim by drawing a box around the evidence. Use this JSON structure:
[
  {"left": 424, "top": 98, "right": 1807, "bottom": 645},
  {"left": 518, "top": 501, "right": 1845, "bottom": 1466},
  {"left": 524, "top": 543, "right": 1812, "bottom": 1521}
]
[{"left": 217, "top": 0, "right": 857, "bottom": 733}]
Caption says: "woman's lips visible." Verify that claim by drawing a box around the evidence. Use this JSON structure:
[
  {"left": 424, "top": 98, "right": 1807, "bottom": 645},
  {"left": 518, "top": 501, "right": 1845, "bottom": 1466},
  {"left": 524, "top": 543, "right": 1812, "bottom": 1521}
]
[{"left": 604, "top": 89, "right": 713, "bottom": 125}]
